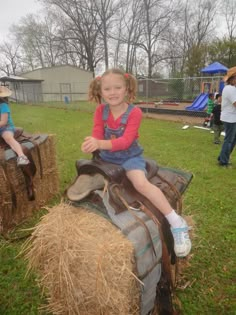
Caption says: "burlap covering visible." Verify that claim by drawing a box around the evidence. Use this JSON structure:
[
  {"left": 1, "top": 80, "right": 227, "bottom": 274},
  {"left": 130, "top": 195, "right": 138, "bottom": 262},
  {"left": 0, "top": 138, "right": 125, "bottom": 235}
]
[
  {"left": 0, "top": 135, "right": 59, "bottom": 233},
  {"left": 23, "top": 203, "right": 141, "bottom": 315}
]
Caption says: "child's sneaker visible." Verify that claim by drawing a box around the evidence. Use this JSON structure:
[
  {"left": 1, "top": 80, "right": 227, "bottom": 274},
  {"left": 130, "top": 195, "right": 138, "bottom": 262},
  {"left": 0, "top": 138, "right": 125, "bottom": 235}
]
[
  {"left": 17, "top": 155, "right": 30, "bottom": 166},
  {"left": 171, "top": 218, "right": 191, "bottom": 257}
]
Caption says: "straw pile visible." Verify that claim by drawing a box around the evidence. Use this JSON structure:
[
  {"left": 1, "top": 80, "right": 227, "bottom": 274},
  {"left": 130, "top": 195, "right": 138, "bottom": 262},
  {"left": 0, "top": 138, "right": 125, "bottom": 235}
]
[
  {"left": 0, "top": 135, "right": 59, "bottom": 233},
  {"left": 23, "top": 202, "right": 141, "bottom": 315}
]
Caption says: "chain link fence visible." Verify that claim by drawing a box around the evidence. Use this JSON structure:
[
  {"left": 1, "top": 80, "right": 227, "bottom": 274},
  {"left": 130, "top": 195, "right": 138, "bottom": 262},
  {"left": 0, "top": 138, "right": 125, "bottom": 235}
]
[
  {"left": 7, "top": 75, "right": 224, "bottom": 124},
  {"left": 136, "top": 76, "right": 224, "bottom": 123}
]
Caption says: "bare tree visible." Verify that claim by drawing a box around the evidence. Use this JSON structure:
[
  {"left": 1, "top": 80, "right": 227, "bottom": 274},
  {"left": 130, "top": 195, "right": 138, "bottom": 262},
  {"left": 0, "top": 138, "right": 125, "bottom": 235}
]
[
  {"left": 40, "top": 13, "right": 64, "bottom": 66},
  {"left": 93, "top": 0, "right": 126, "bottom": 70},
  {"left": 0, "top": 41, "right": 21, "bottom": 75},
  {"left": 166, "top": 0, "right": 219, "bottom": 76},
  {"left": 109, "top": 1, "right": 142, "bottom": 73},
  {"left": 218, "top": 0, "right": 236, "bottom": 65},
  {"left": 221, "top": 0, "right": 236, "bottom": 41},
  {"left": 41, "top": 0, "right": 106, "bottom": 74},
  {"left": 0, "top": 0, "right": 229, "bottom": 78},
  {"left": 135, "top": 0, "right": 178, "bottom": 77},
  {"left": 122, "top": 1, "right": 143, "bottom": 73},
  {"left": 112, "top": 16, "right": 123, "bottom": 68},
  {"left": 11, "top": 15, "right": 47, "bottom": 69}
]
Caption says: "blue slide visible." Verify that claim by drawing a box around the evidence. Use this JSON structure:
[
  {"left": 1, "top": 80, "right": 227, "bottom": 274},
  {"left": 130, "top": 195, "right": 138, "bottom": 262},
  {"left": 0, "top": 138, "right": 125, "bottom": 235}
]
[{"left": 186, "top": 93, "right": 208, "bottom": 111}]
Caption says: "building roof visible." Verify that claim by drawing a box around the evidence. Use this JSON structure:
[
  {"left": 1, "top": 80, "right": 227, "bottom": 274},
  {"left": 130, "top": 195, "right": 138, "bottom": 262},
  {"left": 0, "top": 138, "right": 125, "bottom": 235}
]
[
  {"left": 201, "top": 62, "right": 228, "bottom": 74},
  {"left": 0, "top": 75, "right": 43, "bottom": 82},
  {"left": 21, "top": 64, "right": 93, "bottom": 76}
]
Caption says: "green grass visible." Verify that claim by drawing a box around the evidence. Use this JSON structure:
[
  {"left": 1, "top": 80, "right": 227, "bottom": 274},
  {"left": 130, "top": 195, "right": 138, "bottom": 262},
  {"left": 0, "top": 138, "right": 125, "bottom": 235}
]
[
  {"left": 28, "top": 100, "right": 97, "bottom": 112},
  {"left": 1, "top": 103, "right": 236, "bottom": 315}
]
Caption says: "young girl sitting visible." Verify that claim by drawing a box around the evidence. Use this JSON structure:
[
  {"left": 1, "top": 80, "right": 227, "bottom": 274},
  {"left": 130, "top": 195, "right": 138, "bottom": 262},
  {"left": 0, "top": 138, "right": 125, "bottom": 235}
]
[
  {"left": 0, "top": 86, "right": 29, "bottom": 165},
  {"left": 81, "top": 68, "right": 191, "bottom": 257}
]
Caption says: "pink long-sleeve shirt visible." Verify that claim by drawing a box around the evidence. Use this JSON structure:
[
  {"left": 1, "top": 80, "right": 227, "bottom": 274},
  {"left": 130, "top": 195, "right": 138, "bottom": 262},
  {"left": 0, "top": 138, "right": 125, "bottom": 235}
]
[{"left": 92, "top": 104, "right": 142, "bottom": 151}]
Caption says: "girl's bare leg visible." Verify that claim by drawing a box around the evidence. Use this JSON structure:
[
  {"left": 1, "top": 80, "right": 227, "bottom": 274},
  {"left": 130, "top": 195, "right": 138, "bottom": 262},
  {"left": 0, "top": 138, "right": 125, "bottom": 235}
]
[
  {"left": 126, "top": 169, "right": 173, "bottom": 215},
  {"left": 2, "top": 131, "right": 29, "bottom": 165},
  {"left": 2, "top": 131, "right": 25, "bottom": 156},
  {"left": 126, "top": 169, "right": 191, "bottom": 257}
]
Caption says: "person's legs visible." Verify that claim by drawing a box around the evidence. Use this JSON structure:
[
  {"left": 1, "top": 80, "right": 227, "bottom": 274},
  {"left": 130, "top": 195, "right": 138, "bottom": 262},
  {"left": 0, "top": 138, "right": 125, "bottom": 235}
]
[
  {"left": 126, "top": 169, "right": 191, "bottom": 257},
  {"left": 230, "top": 124, "right": 236, "bottom": 154},
  {"left": 213, "top": 124, "right": 220, "bottom": 143},
  {"left": 218, "top": 122, "right": 236, "bottom": 165},
  {"left": 217, "top": 125, "right": 225, "bottom": 144},
  {"left": 220, "top": 124, "right": 225, "bottom": 136},
  {"left": 1, "top": 131, "right": 29, "bottom": 165}
]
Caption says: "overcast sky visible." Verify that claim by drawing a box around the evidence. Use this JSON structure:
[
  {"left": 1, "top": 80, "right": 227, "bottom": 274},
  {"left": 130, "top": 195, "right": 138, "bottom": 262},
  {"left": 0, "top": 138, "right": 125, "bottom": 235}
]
[
  {"left": 0, "top": 0, "right": 228, "bottom": 42},
  {"left": 0, "top": 0, "right": 43, "bottom": 42}
]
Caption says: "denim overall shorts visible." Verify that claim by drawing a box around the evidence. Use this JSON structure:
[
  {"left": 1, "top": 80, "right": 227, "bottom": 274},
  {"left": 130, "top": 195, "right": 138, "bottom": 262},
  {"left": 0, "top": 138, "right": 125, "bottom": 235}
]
[
  {"left": 0, "top": 124, "right": 14, "bottom": 136},
  {"left": 99, "top": 104, "right": 146, "bottom": 171}
]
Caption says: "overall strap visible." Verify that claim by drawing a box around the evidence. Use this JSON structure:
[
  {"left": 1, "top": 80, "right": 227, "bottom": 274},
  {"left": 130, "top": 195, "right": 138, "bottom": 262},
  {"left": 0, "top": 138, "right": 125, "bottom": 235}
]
[
  {"left": 102, "top": 104, "right": 135, "bottom": 124},
  {"left": 102, "top": 104, "right": 110, "bottom": 121},
  {"left": 121, "top": 104, "right": 134, "bottom": 125}
]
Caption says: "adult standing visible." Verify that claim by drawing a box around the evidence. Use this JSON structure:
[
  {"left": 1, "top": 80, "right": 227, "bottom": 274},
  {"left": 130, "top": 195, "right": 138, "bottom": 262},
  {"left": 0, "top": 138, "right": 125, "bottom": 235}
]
[{"left": 218, "top": 67, "right": 236, "bottom": 167}]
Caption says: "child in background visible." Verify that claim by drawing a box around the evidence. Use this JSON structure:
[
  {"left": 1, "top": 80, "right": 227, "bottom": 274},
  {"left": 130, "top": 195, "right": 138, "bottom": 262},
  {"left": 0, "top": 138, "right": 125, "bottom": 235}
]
[
  {"left": 210, "top": 93, "right": 224, "bottom": 144},
  {"left": 0, "top": 86, "right": 29, "bottom": 165},
  {"left": 206, "top": 93, "right": 215, "bottom": 127},
  {"left": 81, "top": 68, "right": 191, "bottom": 258}
]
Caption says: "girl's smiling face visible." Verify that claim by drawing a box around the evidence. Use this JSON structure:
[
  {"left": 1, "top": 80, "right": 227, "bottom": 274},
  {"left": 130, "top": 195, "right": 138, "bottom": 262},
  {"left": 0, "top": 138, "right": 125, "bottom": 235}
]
[{"left": 101, "top": 73, "right": 127, "bottom": 107}]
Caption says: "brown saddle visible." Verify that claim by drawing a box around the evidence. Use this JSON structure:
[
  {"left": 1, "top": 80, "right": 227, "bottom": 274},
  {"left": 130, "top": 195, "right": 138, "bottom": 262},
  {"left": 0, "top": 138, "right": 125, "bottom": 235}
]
[
  {"left": 0, "top": 127, "right": 43, "bottom": 208},
  {"left": 68, "top": 157, "right": 191, "bottom": 253},
  {"left": 66, "top": 156, "right": 193, "bottom": 314},
  {"left": 69, "top": 157, "right": 190, "bottom": 215}
]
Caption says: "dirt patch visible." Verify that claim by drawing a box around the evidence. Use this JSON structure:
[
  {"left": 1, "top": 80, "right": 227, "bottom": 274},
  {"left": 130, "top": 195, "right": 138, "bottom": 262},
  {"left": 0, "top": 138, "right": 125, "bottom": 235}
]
[
  {"left": 137, "top": 102, "right": 204, "bottom": 125},
  {"left": 136, "top": 101, "right": 191, "bottom": 111},
  {"left": 143, "top": 112, "right": 203, "bottom": 125}
]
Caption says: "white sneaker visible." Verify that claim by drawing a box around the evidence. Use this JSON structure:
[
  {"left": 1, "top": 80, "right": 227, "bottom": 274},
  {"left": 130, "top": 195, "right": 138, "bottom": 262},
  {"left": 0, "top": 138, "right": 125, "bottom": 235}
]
[
  {"left": 171, "top": 218, "right": 191, "bottom": 257},
  {"left": 17, "top": 155, "right": 30, "bottom": 166}
]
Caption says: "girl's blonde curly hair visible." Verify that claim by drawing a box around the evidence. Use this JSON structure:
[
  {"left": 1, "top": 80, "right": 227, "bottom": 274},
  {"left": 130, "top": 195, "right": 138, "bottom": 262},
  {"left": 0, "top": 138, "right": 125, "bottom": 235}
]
[{"left": 88, "top": 68, "right": 137, "bottom": 104}]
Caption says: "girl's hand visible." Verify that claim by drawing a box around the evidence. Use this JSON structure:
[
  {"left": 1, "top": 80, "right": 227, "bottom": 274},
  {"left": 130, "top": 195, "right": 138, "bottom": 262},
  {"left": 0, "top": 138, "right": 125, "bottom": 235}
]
[{"left": 81, "top": 136, "right": 100, "bottom": 153}]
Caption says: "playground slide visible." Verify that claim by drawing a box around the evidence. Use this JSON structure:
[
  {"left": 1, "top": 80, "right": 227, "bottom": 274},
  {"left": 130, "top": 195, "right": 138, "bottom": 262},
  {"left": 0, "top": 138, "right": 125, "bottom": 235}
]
[{"left": 186, "top": 93, "right": 208, "bottom": 111}]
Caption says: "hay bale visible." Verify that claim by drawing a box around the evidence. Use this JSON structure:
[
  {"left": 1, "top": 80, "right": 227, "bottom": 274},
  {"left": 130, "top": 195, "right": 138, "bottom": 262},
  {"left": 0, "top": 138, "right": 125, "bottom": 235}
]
[
  {"left": 23, "top": 203, "right": 141, "bottom": 315},
  {"left": 0, "top": 135, "right": 59, "bottom": 233}
]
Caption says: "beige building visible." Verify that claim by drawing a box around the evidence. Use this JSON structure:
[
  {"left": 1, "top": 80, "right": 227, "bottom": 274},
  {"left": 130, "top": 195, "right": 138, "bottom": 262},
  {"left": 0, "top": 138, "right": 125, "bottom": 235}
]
[
  {"left": 22, "top": 65, "right": 93, "bottom": 102},
  {"left": 0, "top": 75, "right": 43, "bottom": 103}
]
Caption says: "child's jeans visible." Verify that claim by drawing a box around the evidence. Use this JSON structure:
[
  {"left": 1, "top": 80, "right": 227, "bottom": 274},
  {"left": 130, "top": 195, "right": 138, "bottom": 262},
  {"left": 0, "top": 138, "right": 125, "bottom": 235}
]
[{"left": 213, "top": 123, "right": 224, "bottom": 142}]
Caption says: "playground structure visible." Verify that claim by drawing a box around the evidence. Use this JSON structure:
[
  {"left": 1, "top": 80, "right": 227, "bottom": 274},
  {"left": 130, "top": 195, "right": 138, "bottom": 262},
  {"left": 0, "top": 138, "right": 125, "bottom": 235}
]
[
  {"left": 132, "top": 63, "right": 229, "bottom": 124},
  {"left": 186, "top": 62, "right": 228, "bottom": 111},
  {"left": 135, "top": 62, "right": 228, "bottom": 114},
  {"left": 185, "top": 93, "right": 209, "bottom": 111}
]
